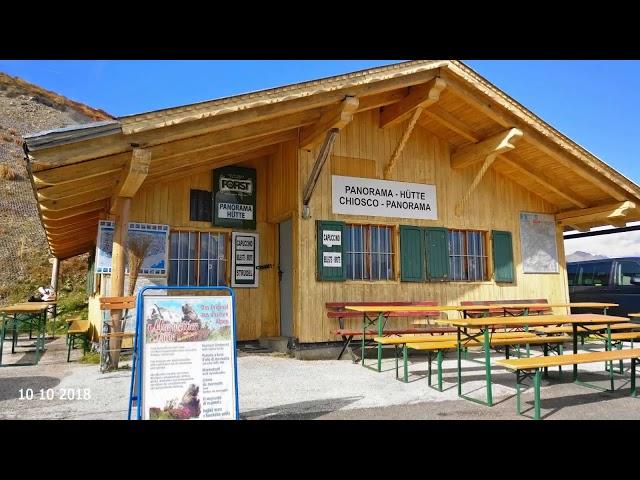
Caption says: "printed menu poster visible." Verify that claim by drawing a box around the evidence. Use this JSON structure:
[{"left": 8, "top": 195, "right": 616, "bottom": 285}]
[{"left": 141, "top": 295, "right": 238, "bottom": 420}]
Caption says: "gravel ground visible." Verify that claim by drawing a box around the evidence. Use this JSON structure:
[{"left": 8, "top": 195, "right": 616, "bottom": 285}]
[{"left": 1, "top": 336, "right": 638, "bottom": 420}]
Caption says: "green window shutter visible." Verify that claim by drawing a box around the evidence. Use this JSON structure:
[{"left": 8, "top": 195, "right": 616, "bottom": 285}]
[
  {"left": 425, "top": 227, "right": 450, "bottom": 281},
  {"left": 400, "top": 226, "right": 425, "bottom": 282},
  {"left": 492, "top": 230, "right": 514, "bottom": 282},
  {"left": 316, "top": 221, "right": 346, "bottom": 281}
]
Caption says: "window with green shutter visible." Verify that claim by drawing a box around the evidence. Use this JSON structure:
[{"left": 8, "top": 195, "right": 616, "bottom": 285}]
[
  {"left": 425, "top": 227, "right": 450, "bottom": 281},
  {"left": 316, "top": 221, "right": 346, "bottom": 281},
  {"left": 492, "top": 230, "right": 514, "bottom": 282},
  {"left": 400, "top": 226, "right": 425, "bottom": 282}
]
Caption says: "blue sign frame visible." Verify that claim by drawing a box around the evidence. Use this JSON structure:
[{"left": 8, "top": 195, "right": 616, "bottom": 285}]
[{"left": 127, "top": 285, "right": 239, "bottom": 420}]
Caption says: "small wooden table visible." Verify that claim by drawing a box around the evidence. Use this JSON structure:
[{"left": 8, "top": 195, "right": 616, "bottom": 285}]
[
  {"left": 0, "top": 303, "right": 53, "bottom": 366},
  {"left": 436, "top": 313, "right": 629, "bottom": 407},
  {"left": 344, "top": 305, "right": 492, "bottom": 371}
]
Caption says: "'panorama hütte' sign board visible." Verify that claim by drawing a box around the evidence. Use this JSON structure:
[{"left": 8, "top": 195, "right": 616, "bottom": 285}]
[
  {"left": 332, "top": 175, "right": 437, "bottom": 220},
  {"left": 141, "top": 295, "right": 238, "bottom": 420}
]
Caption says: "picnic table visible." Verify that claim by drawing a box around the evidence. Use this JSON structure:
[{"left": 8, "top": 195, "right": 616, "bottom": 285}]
[
  {"left": 487, "top": 302, "right": 618, "bottom": 316},
  {"left": 344, "top": 305, "right": 493, "bottom": 371},
  {"left": 436, "top": 313, "right": 630, "bottom": 407},
  {"left": 0, "top": 302, "right": 55, "bottom": 366}
]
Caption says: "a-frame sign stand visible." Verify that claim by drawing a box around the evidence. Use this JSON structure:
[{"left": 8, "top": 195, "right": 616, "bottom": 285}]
[{"left": 128, "top": 285, "right": 239, "bottom": 420}]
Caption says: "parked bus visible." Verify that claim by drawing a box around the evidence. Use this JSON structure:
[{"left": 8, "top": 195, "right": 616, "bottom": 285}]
[{"left": 567, "top": 257, "right": 640, "bottom": 319}]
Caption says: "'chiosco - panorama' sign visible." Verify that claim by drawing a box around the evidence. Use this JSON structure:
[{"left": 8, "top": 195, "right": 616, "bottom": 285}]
[
  {"left": 213, "top": 166, "right": 257, "bottom": 230},
  {"left": 332, "top": 175, "right": 437, "bottom": 220}
]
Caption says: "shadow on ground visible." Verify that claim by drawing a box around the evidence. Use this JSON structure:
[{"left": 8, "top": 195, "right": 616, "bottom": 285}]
[
  {"left": 241, "top": 396, "right": 364, "bottom": 420},
  {"left": 0, "top": 376, "right": 60, "bottom": 402}
]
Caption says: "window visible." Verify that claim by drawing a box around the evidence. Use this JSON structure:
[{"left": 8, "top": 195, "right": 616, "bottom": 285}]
[
  {"left": 578, "top": 261, "right": 611, "bottom": 286},
  {"left": 190, "top": 189, "right": 212, "bottom": 222},
  {"left": 168, "top": 231, "right": 228, "bottom": 286},
  {"left": 448, "top": 229, "right": 488, "bottom": 281},
  {"left": 567, "top": 263, "right": 580, "bottom": 286},
  {"left": 616, "top": 260, "right": 640, "bottom": 286},
  {"left": 344, "top": 224, "right": 394, "bottom": 280}
]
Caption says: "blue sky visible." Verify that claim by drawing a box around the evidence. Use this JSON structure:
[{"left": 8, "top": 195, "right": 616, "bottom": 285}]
[
  {"left": 0, "top": 60, "right": 637, "bottom": 182},
  {"left": 1, "top": 59, "right": 639, "bottom": 256}
]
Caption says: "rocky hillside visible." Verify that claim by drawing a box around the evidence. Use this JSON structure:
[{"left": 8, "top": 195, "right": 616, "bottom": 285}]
[{"left": 0, "top": 72, "right": 112, "bottom": 304}]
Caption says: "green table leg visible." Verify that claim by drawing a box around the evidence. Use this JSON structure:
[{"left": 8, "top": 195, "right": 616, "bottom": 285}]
[
  {"left": 395, "top": 345, "right": 398, "bottom": 379},
  {"left": 534, "top": 369, "right": 541, "bottom": 420},
  {"left": 631, "top": 358, "right": 637, "bottom": 397},
  {"left": 607, "top": 324, "right": 614, "bottom": 392},
  {"left": 437, "top": 349, "right": 443, "bottom": 391},
  {"left": 361, "top": 315, "right": 366, "bottom": 366},
  {"left": 0, "top": 313, "right": 7, "bottom": 365},
  {"left": 377, "top": 313, "right": 384, "bottom": 372},
  {"left": 457, "top": 327, "right": 462, "bottom": 396},
  {"left": 516, "top": 370, "right": 522, "bottom": 415},
  {"left": 403, "top": 344, "right": 408, "bottom": 383},
  {"left": 483, "top": 328, "right": 493, "bottom": 407},
  {"left": 617, "top": 342, "right": 623, "bottom": 374},
  {"left": 573, "top": 324, "right": 578, "bottom": 382}
]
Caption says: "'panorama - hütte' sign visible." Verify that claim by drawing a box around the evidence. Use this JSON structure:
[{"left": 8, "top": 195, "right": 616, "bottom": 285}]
[{"left": 332, "top": 175, "right": 437, "bottom": 220}]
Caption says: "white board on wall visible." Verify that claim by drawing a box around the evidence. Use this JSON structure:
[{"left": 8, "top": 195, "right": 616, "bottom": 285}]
[{"left": 519, "top": 212, "right": 558, "bottom": 273}]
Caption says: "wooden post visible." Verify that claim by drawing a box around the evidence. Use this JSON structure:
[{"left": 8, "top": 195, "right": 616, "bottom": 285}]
[
  {"left": 50, "top": 257, "right": 60, "bottom": 293},
  {"left": 49, "top": 257, "right": 60, "bottom": 320},
  {"left": 108, "top": 197, "right": 131, "bottom": 369}
]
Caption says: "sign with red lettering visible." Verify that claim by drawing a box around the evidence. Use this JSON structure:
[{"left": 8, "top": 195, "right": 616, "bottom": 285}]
[{"left": 141, "top": 295, "right": 238, "bottom": 420}]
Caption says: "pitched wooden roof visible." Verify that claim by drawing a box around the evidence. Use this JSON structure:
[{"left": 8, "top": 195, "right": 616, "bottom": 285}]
[{"left": 23, "top": 60, "right": 640, "bottom": 259}]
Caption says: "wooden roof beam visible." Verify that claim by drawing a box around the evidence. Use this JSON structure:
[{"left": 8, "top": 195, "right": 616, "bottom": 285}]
[
  {"left": 498, "top": 152, "right": 590, "bottom": 209},
  {"left": 37, "top": 173, "right": 120, "bottom": 201},
  {"left": 379, "top": 77, "right": 447, "bottom": 128},
  {"left": 110, "top": 148, "right": 152, "bottom": 215},
  {"left": 143, "top": 146, "right": 277, "bottom": 187},
  {"left": 302, "top": 129, "right": 340, "bottom": 208},
  {"left": 299, "top": 97, "right": 359, "bottom": 150},
  {"left": 146, "top": 130, "right": 295, "bottom": 180},
  {"left": 556, "top": 201, "right": 636, "bottom": 228},
  {"left": 32, "top": 155, "right": 128, "bottom": 189},
  {"left": 40, "top": 187, "right": 114, "bottom": 211},
  {"left": 421, "top": 104, "right": 479, "bottom": 142},
  {"left": 556, "top": 201, "right": 636, "bottom": 221},
  {"left": 383, "top": 107, "right": 423, "bottom": 179},
  {"left": 41, "top": 200, "right": 108, "bottom": 221},
  {"left": 42, "top": 212, "right": 102, "bottom": 229},
  {"left": 451, "top": 128, "right": 523, "bottom": 169},
  {"left": 442, "top": 72, "right": 631, "bottom": 201}
]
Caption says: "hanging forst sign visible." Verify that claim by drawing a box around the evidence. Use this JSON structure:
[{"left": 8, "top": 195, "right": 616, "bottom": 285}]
[
  {"left": 213, "top": 166, "right": 257, "bottom": 230},
  {"left": 231, "top": 232, "right": 259, "bottom": 288},
  {"left": 129, "top": 286, "right": 239, "bottom": 421}
]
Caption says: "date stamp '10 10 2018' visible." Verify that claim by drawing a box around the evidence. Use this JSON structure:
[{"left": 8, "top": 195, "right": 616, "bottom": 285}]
[{"left": 18, "top": 388, "right": 91, "bottom": 401}]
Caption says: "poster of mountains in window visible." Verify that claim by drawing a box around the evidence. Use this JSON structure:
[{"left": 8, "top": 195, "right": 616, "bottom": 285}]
[
  {"left": 95, "top": 221, "right": 169, "bottom": 275},
  {"left": 519, "top": 212, "right": 558, "bottom": 273}
]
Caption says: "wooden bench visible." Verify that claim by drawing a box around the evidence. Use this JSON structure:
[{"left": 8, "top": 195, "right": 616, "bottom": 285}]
[
  {"left": 461, "top": 299, "right": 551, "bottom": 318},
  {"left": 497, "top": 349, "right": 640, "bottom": 420},
  {"left": 99, "top": 296, "right": 136, "bottom": 369},
  {"left": 66, "top": 318, "right": 90, "bottom": 362},
  {"left": 532, "top": 323, "right": 640, "bottom": 335},
  {"left": 327, "top": 301, "right": 455, "bottom": 361},
  {"left": 394, "top": 334, "right": 572, "bottom": 389}
]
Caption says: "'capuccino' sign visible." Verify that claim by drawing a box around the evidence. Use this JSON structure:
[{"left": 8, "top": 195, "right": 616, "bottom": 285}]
[{"left": 332, "top": 175, "right": 437, "bottom": 220}]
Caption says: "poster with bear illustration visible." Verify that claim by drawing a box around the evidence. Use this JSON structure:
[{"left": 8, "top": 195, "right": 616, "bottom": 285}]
[{"left": 141, "top": 295, "right": 238, "bottom": 420}]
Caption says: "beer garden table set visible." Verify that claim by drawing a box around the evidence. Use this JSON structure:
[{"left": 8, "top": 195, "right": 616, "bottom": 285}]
[
  {"left": 0, "top": 302, "right": 57, "bottom": 366},
  {"left": 344, "top": 302, "right": 628, "bottom": 408}
]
